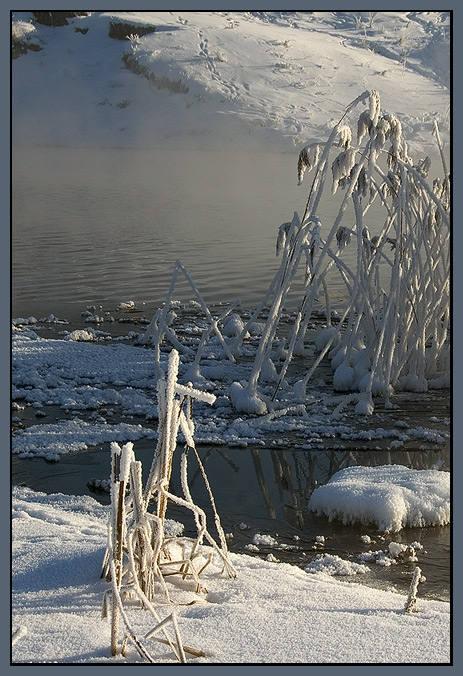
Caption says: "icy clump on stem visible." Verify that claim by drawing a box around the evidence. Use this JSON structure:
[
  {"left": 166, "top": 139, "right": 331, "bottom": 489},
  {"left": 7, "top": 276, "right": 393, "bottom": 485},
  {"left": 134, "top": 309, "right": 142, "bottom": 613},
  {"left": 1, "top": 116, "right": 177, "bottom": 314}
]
[{"left": 230, "top": 381, "right": 267, "bottom": 415}]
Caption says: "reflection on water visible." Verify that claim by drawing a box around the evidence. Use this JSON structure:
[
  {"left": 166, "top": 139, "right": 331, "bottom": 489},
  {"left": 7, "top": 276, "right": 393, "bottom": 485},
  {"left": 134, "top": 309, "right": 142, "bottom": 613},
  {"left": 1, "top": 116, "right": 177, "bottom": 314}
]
[{"left": 12, "top": 440, "right": 450, "bottom": 602}]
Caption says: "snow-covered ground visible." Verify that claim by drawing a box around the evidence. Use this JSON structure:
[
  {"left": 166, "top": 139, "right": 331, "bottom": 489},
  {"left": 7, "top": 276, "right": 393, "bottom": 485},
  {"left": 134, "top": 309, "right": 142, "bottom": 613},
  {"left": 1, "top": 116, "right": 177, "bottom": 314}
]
[
  {"left": 11, "top": 318, "right": 452, "bottom": 664},
  {"left": 12, "top": 10, "right": 450, "bottom": 154},
  {"left": 11, "top": 10, "right": 452, "bottom": 665},
  {"left": 12, "top": 486, "right": 450, "bottom": 664}
]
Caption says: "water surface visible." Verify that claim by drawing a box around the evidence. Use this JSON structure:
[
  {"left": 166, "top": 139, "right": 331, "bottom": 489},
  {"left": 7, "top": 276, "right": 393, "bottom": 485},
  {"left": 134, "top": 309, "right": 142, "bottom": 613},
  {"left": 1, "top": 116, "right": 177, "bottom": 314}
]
[{"left": 12, "top": 145, "right": 392, "bottom": 321}]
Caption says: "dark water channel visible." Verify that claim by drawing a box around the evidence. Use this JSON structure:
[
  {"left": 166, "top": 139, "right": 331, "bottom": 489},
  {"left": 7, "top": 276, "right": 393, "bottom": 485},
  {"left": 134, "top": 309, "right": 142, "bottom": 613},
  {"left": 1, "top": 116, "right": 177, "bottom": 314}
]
[{"left": 12, "top": 437, "right": 450, "bottom": 603}]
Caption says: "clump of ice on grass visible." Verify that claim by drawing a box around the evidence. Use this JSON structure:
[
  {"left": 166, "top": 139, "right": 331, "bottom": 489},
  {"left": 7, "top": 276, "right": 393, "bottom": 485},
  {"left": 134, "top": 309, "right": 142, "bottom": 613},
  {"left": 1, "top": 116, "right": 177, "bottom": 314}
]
[
  {"left": 305, "top": 553, "right": 369, "bottom": 576},
  {"left": 314, "top": 326, "right": 339, "bottom": 353},
  {"left": 355, "top": 394, "right": 374, "bottom": 416},
  {"left": 245, "top": 543, "right": 259, "bottom": 552},
  {"left": 12, "top": 317, "right": 38, "bottom": 326},
  {"left": 309, "top": 465, "right": 450, "bottom": 532},
  {"left": 164, "top": 519, "right": 185, "bottom": 538},
  {"left": 266, "top": 553, "right": 280, "bottom": 563},
  {"left": 65, "top": 328, "right": 110, "bottom": 342},
  {"left": 116, "top": 300, "right": 136, "bottom": 311},
  {"left": 39, "top": 314, "right": 69, "bottom": 325},
  {"left": 359, "top": 541, "right": 422, "bottom": 567},
  {"left": 222, "top": 313, "right": 247, "bottom": 338},
  {"left": 230, "top": 381, "right": 267, "bottom": 415},
  {"left": 333, "top": 363, "right": 355, "bottom": 391}
]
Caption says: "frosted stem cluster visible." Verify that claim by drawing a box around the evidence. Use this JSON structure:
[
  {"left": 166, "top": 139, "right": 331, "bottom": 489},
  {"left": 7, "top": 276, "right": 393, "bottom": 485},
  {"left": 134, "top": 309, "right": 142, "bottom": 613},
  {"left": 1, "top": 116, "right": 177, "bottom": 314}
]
[
  {"left": 231, "top": 90, "right": 450, "bottom": 415},
  {"left": 102, "top": 349, "right": 235, "bottom": 663},
  {"left": 142, "top": 91, "right": 449, "bottom": 419},
  {"left": 138, "top": 260, "right": 237, "bottom": 380}
]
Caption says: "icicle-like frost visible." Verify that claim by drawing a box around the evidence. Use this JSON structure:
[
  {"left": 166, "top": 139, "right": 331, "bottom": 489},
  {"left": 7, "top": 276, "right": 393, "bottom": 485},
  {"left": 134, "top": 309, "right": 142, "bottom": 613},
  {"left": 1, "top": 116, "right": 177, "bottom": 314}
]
[
  {"left": 331, "top": 148, "right": 357, "bottom": 194},
  {"left": 297, "top": 142, "right": 322, "bottom": 185}
]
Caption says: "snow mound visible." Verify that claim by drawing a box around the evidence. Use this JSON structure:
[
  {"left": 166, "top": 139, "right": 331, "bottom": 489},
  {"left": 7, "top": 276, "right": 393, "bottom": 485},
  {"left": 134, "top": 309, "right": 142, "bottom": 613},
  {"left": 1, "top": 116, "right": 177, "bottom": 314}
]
[
  {"left": 305, "top": 553, "right": 369, "bottom": 576},
  {"left": 309, "top": 465, "right": 450, "bottom": 532}
]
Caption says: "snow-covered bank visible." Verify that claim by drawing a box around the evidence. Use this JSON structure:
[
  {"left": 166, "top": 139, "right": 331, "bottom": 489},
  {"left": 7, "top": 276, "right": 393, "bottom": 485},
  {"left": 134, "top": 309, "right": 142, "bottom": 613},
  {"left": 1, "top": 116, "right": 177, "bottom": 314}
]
[
  {"left": 11, "top": 486, "right": 450, "bottom": 664},
  {"left": 12, "top": 11, "right": 450, "bottom": 153}
]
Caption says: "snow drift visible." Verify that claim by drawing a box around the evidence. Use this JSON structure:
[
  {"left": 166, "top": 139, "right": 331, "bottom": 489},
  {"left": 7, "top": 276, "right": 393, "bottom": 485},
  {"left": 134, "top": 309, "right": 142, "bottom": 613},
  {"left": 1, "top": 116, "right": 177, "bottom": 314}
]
[{"left": 309, "top": 464, "right": 450, "bottom": 532}]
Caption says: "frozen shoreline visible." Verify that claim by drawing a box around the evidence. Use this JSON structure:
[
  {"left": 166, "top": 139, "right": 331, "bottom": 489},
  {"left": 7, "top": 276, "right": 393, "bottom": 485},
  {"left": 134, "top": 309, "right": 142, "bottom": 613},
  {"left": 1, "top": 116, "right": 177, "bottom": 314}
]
[
  {"left": 12, "top": 309, "right": 450, "bottom": 461},
  {"left": 12, "top": 486, "right": 450, "bottom": 664},
  {"left": 11, "top": 312, "right": 451, "bottom": 664}
]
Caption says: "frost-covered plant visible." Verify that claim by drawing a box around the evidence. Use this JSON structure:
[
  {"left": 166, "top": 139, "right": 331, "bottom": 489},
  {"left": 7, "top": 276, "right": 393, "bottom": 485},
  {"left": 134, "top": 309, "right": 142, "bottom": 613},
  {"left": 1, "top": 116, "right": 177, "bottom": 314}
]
[
  {"left": 404, "top": 565, "right": 426, "bottom": 613},
  {"left": 231, "top": 90, "right": 449, "bottom": 415},
  {"left": 102, "top": 349, "right": 236, "bottom": 663},
  {"left": 138, "top": 259, "right": 238, "bottom": 380}
]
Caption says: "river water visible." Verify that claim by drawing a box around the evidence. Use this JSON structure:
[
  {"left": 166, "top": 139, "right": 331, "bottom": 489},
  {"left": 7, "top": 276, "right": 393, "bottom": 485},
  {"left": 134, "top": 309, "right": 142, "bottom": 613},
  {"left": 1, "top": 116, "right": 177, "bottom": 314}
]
[
  {"left": 12, "top": 145, "right": 451, "bottom": 602},
  {"left": 13, "top": 145, "right": 310, "bottom": 319}
]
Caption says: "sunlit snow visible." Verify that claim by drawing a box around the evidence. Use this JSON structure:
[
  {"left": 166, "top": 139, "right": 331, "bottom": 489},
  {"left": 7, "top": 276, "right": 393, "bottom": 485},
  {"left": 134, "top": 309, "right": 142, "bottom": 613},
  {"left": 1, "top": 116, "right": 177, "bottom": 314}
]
[
  {"left": 12, "top": 487, "right": 450, "bottom": 664},
  {"left": 309, "top": 465, "right": 450, "bottom": 532}
]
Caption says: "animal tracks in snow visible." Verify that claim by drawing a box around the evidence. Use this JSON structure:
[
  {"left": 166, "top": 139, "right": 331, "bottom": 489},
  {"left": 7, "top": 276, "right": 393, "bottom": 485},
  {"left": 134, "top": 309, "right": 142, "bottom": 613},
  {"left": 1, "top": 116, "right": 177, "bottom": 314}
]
[{"left": 197, "top": 30, "right": 240, "bottom": 100}]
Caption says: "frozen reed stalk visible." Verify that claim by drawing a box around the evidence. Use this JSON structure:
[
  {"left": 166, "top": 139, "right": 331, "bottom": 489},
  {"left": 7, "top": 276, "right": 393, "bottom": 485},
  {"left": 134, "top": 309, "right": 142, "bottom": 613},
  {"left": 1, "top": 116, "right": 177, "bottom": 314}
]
[
  {"left": 103, "top": 349, "right": 235, "bottom": 662},
  {"left": 404, "top": 566, "right": 426, "bottom": 613},
  {"left": 108, "top": 442, "right": 125, "bottom": 656},
  {"left": 140, "top": 260, "right": 238, "bottom": 381},
  {"left": 232, "top": 89, "right": 449, "bottom": 416},
  {"left": 12, "top": 626, "right": 27, "bottom": 646}
]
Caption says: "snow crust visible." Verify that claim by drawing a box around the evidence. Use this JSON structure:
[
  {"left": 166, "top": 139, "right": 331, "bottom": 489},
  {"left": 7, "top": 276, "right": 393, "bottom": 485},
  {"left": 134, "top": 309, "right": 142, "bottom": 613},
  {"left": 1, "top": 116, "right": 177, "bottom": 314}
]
[
  {"left": 12, "top": 328, "right": 449, "bottom": 456},
  {"left": 305, "top": 553, "right": 370, "bottom": 576},
  {"left": 309, "top": 465, "right": 450, "bottom": 532}
]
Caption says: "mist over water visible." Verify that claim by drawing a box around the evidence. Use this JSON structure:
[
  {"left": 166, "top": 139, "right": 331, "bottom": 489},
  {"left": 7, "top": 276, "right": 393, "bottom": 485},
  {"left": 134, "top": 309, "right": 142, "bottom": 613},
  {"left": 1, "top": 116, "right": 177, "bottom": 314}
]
[
  {"left": 13, "top": 144, "right": 447, "bottom": 323},
  {"left": 12, "top": 144, "right": 392, "bottom": 321},
  {"left": 12, "top": 146, "right": 298, "bottom": 317}
]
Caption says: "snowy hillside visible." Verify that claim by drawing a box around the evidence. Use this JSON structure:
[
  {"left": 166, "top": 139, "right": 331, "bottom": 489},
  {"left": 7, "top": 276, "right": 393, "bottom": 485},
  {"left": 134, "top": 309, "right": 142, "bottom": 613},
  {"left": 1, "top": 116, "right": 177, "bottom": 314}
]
[{"left": 12, "top": 10, "right": 450, "bottom": 153}]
